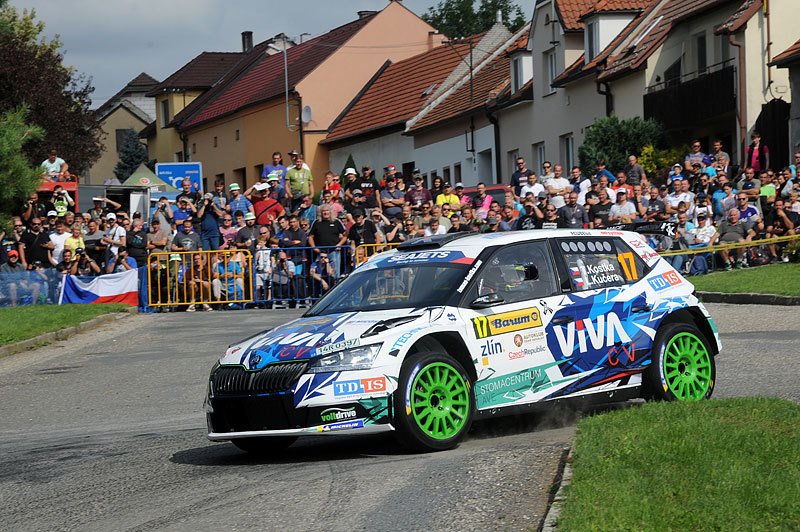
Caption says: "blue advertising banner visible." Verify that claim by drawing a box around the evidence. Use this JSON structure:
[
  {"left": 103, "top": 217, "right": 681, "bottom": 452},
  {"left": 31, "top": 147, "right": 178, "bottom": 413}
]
[{"left": 155, "top": 162, "right": 203, "bottom": 192}]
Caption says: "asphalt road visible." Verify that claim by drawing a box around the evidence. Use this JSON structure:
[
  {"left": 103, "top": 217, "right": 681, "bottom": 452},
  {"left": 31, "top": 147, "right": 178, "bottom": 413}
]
[{"left": 0, "top": 303, "right": 796, "bottom": 531}]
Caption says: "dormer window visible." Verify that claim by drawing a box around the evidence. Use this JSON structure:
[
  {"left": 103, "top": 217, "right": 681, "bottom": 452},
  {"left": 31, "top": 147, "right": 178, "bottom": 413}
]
[
  {"left": 512, "top": 57, "right": 523, "bottom": 92},
  {"left": 586, "top": 21, "right": 598, "bottom": 61}
]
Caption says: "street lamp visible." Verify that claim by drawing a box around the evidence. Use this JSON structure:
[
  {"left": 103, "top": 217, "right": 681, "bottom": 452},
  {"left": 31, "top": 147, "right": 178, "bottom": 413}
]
[{"left": 267, "top": 36, "right": 292, "bottom": 131}]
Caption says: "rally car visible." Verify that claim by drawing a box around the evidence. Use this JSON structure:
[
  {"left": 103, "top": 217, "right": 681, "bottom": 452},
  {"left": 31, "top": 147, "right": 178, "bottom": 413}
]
[{"left": 205, "top": 229, "right": 720, "bottom": 453}]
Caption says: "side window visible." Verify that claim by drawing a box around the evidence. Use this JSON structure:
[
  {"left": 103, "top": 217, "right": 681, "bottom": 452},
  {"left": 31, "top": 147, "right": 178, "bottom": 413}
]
[
  {"left": 558, "top": 238, "right": 647, "bottom": 292},
  {"left": 474, "top": 242, "right": 558, "bottom": 303}
]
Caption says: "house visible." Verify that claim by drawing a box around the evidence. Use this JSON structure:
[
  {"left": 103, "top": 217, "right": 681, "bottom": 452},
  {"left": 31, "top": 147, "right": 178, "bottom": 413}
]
[
  {"left": 88, "top": 73, "right": 159, "bottom": 184},
  {"left": 323, "top": 30, "right": 506, "bottom": 180},
  {"left": 403, "top": 22, "right": 533, "bottom": 186},
  {"left": 526, "top": 0, "right": 795, "bottom": 171},
  {"left": 172, "top": 1, "right": 445, "bottom": 190},
  {"left": 141, "top": 47, "right": 250, "bottom": 167},
  {"left": 770, "top": 38, "right": 800, "bottom": 153}
]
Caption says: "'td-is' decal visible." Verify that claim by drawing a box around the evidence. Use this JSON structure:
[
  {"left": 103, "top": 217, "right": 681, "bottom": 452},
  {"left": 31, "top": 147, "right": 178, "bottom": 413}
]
[{"left": 472, "top": 307, "right": 543, "bottom": 339}]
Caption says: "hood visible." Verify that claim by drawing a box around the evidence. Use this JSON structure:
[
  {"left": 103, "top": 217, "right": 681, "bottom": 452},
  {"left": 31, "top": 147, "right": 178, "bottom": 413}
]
[{"left": 219, "top": 308, "right": 445, "bottom": 370}]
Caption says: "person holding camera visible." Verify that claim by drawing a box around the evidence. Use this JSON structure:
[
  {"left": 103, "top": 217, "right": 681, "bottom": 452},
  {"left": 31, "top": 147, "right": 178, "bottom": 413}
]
[
  {"left": 101, "top": 213, "right": 126, "bottom": 258},
  {"left": 309, "top": 252, "right": 336, "bottom": 297},
  {"left": 270, "top": 250, "right": 295, "bottom": 307},
  {"left": 70, "top": 248, "right": 101, "bottom": 276},
  {"left": 197, "top": 192, "right": 223, "bottom": 251},
  {"left": 106, "top": 246, "right": 137, "bottom": 274},
  {"left": 21, "top": 192, "right": 53, "bottom": 225},
  {"left": 153, "top": 197, "right": 174, "bottom": 227},
  {"left": 51, "top": 185, "right": 75, "bottom": 217}
]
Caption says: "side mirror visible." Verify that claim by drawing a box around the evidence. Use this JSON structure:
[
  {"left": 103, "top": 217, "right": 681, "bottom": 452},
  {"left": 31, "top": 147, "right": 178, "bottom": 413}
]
[
  {"left": 471, "top": 293, "right": 504, "bottom": 308},
  {"left": 523, "top": 263, "right": 539, "bottom": 281}
]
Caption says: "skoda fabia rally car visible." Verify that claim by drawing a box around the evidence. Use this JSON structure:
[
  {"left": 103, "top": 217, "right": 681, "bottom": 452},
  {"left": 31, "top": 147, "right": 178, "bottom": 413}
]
[{"left": 205, "top": 229, "right": 721, "bottom": 453}]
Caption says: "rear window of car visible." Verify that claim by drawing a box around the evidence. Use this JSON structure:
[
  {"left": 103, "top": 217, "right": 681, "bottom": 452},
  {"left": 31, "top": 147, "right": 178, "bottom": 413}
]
[{"left": 557, "top": 238, "right": 647, "bottom": 292}]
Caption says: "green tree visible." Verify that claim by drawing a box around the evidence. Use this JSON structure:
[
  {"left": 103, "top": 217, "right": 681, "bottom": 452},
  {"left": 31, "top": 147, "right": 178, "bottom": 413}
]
[
  {"left": 113, "top": 129, "right": 148, "bottom": 181},
  {"left": 578, "top": 116, "right": 666, "bottom": 176},
  {"left": 0, "top": 106, "right": 42, "bottom": 224},
  {"left": 423, "top": 0, "right": 526, "bottom": 39},
  {"left": 340, "top": 153, "right": 357, "bottom": 179},
  {"left": 0, "top": 4, "right": 102, "bottom": 175}
]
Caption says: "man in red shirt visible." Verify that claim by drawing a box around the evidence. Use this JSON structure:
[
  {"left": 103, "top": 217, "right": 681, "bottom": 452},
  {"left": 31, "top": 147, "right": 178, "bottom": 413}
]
[{"left": 248, "top": 182, "right": 285, "bottom": 226}]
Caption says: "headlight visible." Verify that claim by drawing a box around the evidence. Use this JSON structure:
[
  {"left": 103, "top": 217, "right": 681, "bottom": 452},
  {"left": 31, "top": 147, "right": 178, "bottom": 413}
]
[{"left": 307, "top": 343, "right": 382, "bottom": 373}]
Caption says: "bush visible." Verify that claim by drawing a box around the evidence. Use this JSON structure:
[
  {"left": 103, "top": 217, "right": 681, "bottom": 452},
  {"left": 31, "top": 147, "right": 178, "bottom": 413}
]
[
  {"left": 578, "top": 115, "right": 665, "bottom": 175},
  {"left": 639, "top": 143, "right": 690, "bottom": 184}
]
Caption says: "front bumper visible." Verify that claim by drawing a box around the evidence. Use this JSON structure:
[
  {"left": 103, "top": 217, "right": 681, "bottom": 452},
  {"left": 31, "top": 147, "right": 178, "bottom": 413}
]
[{"left": 206, "top": 393, "right": 393, "bottom": 440}]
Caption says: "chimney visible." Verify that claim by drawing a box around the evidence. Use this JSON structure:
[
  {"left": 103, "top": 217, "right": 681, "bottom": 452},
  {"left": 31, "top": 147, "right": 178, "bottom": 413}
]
[
  {"left": 357, "top": 10, "right": 377, "bottom": 19},
  {"left": 241, "top": 31, "right": 253, "bottom": 53},
  {"left": 497, "top": 9, "right": 503, "bottom": 23}
]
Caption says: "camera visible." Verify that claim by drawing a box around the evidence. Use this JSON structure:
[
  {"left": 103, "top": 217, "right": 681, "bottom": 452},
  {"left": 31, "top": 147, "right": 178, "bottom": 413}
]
[{"left": 75, "top": 247, "right": 84, "bottom": 255}]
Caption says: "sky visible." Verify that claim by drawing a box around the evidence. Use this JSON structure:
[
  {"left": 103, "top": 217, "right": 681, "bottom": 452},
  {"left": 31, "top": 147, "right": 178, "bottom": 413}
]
[{"left": 11, "top": 0, "right": 533, "bottom": 109}]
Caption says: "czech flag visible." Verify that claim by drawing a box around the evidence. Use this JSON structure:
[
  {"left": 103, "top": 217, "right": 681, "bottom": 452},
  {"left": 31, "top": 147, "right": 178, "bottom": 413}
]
[{"left": 59, "top": 269, "right": 139, "bottom": 306}]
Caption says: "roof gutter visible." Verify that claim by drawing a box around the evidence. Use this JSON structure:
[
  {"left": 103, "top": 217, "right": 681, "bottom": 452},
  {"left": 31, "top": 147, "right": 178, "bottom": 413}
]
[
  {"left": 728, "top": 32, "right": 746, "bottom": 165},
  {"left": 596, "top": 80, "right": 613, "bottom": 116},
  {"left": 485, "top": 106, "right": 502, "bottom": 184}
]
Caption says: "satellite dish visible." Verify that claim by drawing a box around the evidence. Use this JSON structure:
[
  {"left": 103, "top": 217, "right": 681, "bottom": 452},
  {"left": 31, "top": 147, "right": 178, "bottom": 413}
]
[{"left": 301, "top": 105, "right": 313, "bottom": 124}]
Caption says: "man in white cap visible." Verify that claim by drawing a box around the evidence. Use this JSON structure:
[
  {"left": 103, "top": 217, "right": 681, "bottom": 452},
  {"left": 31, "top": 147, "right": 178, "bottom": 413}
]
[
  {"left": 247, "top": 180, "right": 285, "bottom": 226},
  {"left": 89, "top": 196, "right": 121, "bottom": 221},
  {"left": 101, "top": 213, "right": 126, "bottom": 258}
]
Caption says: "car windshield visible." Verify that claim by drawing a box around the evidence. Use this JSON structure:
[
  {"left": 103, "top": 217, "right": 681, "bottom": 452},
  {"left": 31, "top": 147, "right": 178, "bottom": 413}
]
[{"left": 306, "top": 262, "right": 470, "bottom": 316}]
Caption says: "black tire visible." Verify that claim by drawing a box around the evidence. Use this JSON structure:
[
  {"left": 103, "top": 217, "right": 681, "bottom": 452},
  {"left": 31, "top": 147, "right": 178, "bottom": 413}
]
[
  {"left": 394, "top": 351, "right": 474, "bottom": 452},
  {"left": 644, "top": 322, "right": 716, "bottom": 401},
  {"left": 231, "top": 436, "right": 297, "bottom": 454}
]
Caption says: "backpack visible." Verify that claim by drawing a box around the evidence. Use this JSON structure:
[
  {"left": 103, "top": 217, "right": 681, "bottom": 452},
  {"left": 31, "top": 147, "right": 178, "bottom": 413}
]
[{"left": 688, "top": 254, "right": 709, "bottom": 276}]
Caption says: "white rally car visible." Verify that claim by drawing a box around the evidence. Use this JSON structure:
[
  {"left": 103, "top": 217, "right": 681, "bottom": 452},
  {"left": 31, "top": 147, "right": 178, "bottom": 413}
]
[{"left": 205, "top": 229, "right": 720, "bottom": 452}]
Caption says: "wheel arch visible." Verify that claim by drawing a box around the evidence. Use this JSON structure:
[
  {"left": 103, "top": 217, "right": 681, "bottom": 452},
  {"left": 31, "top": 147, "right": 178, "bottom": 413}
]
[
  {"left": 405, "top": 332, "right": 477, "bottom": 383},
  {"left": 658, "top": 307, "right": 719, "bottom": 356}
]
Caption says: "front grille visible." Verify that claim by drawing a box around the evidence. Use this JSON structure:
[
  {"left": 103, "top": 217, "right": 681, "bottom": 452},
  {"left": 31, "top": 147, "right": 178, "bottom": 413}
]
[{"left": 211, "top": 362, "right": 308, "bottom": 395}]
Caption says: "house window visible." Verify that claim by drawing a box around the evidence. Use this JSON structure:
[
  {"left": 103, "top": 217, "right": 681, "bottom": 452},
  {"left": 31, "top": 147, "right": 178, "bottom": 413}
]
[
  {"left": 191, "top": 143, "right": 196, "bottom": 154},
  {"left": 454, "top": 163, "right": 462, "bottom": 183},
  {"left": 213, "top": 136, "right": 218, "bottom": 148},
  {"left": 532, "top": 142, "right": 546, "bottom": 172},
  {"left": 511, "top": 57, "right": 523, "bottom": 93},
  {"left": 174, "top": 151, "right": 184, "bottom": 162},
  {"left": 695, "top": 33, "right": 707, "bottom": 74},
  {"left": 115, "top": 129, "right": 127, "bottom": 155},
  {"left": 443, "top": 166, "right": 451, "bottom": 183},
  {"left": 560, "top": 134, "right": 574, "bottom": 170},
  {"left": 717, "top": 35, "right": 730, "bottom": 63},
  {"left": 160, "top": 100, "right": 170, "bottom": 128},
  {"left": 664, "top": 58, "right": 682, "bottom": 87},
  {"left": 544, "top": 49, "right": 557, "bottom": 95},
  {"left": 586, "top": 21, "right": 598, "bottom": 61},
  {"left": 235, "top": 129, "right": 240, "bottom": 141},
  {"left": 508, "top": 149, "right": 519, "bottom": 175}
]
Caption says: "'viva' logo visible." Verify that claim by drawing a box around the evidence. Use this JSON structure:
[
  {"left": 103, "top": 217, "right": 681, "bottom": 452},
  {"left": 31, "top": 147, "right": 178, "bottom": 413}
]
[{"left": 554, "top": 313, "right": 631, "bottom": 356}]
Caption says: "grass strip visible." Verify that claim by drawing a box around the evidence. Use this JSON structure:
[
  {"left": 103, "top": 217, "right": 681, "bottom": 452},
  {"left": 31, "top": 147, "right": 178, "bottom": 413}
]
[
  {"left": 558, "top": 397, "right": 800, "bottom": 531},
  {"left": 690, "top": 263, "right": 800, "bottom": 296},
  {"left": 0, "top": 304, "right": 129, "bottom": 345}
]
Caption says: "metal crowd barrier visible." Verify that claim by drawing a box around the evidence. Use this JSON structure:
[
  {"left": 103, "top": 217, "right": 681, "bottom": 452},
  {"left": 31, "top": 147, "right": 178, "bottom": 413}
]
[
  {"left": 147, "top": 250, "right": 252, "bottom": 308},
  {"left": 354, "top": 242, "right": 400, "bottom": 265},
  {"left": 658, "top": 233, "right": 800, "bottom": 257}
]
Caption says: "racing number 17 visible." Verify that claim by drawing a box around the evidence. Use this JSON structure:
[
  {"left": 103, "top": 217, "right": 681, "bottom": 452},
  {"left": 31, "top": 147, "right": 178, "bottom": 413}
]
[{"left": 617, "top": 252, "right": 638, "bottom": 281}]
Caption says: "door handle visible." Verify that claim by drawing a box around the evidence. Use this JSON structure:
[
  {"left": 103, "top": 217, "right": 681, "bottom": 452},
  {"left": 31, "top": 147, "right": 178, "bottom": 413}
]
[
  {"left": 551, "top": 316, "right": 574, "bottom": 325},
  {"left": 632, "top": 304, "right": 652, "bottom": 313}
]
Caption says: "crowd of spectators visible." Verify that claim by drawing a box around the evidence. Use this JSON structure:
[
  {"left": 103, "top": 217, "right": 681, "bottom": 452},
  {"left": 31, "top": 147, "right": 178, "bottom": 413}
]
[{"left": 2, "top": 140, "right": 799, "bottom": 307}]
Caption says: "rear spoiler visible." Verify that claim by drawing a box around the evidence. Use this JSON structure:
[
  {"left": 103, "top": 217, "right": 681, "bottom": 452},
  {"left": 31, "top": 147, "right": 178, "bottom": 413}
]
[{"left": 605, "top": 221, "right": 677, "bottom": 237}]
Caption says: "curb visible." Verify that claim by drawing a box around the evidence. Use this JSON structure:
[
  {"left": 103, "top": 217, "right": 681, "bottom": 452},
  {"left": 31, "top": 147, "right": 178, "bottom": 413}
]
[
  {"left": 696, "top": 291, "right": 800, "bottom": 306},
  {"left": 0, "top": 307, "right": 138, "bottom": 359},
  {"left": 541, "top": 449, "right": 573, "bottom": 532}
]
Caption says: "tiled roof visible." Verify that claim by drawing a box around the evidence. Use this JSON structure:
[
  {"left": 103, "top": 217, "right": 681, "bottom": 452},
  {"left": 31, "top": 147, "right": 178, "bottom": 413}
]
[
  {"left": 138, "top": 120, "right": 156, "bottom": 139},
  {"left": 598, "top": 0, "right": 730, "bottom": 82},
  {"left": 554, "top": 0, "right": 598, "bottom": 31},
  {"left": 94, "top": 72, "right": 159, "bottom": 119},
  {"left": 579, "top": 0, "right": 651, "bottom": 20},
  {"left": 506, "top": 32, "right": 529, "bottom": 54},
  {"left": 714, "top": 0, "right": 762, "bottom": 34},
  {"left": 145, "top": 52, "right": 244, "bottom": 96},
  {"left": 770, "top": 38, "right": 800, "bottom": 67},
  {"left": 406, "top": 52, "right": 511, "bottom": 133},
  {"left": 325, "top": 43, "right": 471, "bottom": 143},
  {"left": 179, "top": 14, "right": 375, "bottom": 130},
  {"left": 553, "top": 2, "right": 654, "bottom": 86}
]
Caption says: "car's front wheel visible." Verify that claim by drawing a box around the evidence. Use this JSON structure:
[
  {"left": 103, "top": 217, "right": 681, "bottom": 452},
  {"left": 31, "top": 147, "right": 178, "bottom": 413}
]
[
  {"left": 231, "top": 436, "right": 297, "bottom": 454},
  {"left": 394, "top": 352, "right": 474, "bottom": 452},
  {"left": 645, "top": 322, "right": 715, "bottom": 401}
]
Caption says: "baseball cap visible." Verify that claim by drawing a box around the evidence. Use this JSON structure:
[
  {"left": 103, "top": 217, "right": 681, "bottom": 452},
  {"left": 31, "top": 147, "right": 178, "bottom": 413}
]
[
  {"left": 387, "top": 164, "right": 396, "bottom": 172},
  {"left": 47, "top": 210, "right": 58, "bottom": 217},
  {"left": 92, "top": 196, "right": 103, "bottom": 202},
  {"left": 537, "top": 191, "right": 548, "bottom": 199},
  {"left": 169, "top": 253, "right": 182, "bottom": 262},
  {"left": 288, "top": 149, "right": 299, "bottom": 156},
  {"left": 352, "top": 188, "right": 363, "bottom": 196},
  {"left": 203, "top": 192, "right": 214, "bottom": 200},
  {"left": 352, "top": 209, "right": 364, "bottom": 218},
  {"left": 117, "top": 246, "right": 127, "bottom": 253},
  {"left": 229, "top": 183, "right": 241, "bottom": 191},
  {"left": 443, "top": 182, "right": 452, "bottom": 188},
  {"left": 698, "top": 212, "right": 708, "bottom": 218},
  {"left": 487, "top": 216, "right": 498, "bottom": 225},
  {"left": 455, "top": 182, "right": 464, "bottom": 188},
  {"left": 673, "top": 163, "right": 682, "bottom": 169},
  {"left": 414, "top": 174, "right": 423, "bottom": 180},
  {"left": 106, "top": 213, "right": 116, "bottom": 220},
  {"left": 253, "top": 182, "right": 269, "bottom": 191},
  {"left": 244, "top": 212, "right": 256, "bottom": 221},
  {"left": 345, "top": 168, "right": 357, "bottom": 176},
  {"left": 672, "top": 175, "right": 684, "bottom": 181},
  {"left": 8, "top": 250, "right": 18, "bottom": 258},
  {"left": 267, "top": 172, "right": 281, "bottom": 181}
]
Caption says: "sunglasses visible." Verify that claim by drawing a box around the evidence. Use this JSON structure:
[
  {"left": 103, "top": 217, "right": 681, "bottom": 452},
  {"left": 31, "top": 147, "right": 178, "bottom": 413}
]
[
  {"left": 259, "top": 232, "right": 268, "bottom": 235},
  {"left": 223, "top": 218, "right": 232, "bottom": 221},
  {"left": 14, "top": 224, "right": 23, "bottom": 228}
]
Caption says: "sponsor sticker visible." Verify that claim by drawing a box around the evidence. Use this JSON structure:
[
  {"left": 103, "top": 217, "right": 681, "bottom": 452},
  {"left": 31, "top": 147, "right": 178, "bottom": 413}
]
[
  {"left": 507, "top": 344, "right": 548, "bottom": 360},
  {"left": 385, "top": 251, "right": 470, "bottom": 265},
  {"left": 456, "top": 259, "right": 483, "bottom": 293},
  {"left": 475, "top": 366, "right": 552, "bottom": 409},
  {"left": 333, "top": 377, "right": 387, "bottom": 397},
  {"left": 320, "top": 407, "right": 358, "bottom": 423},
  {"left": 319, "top": 419, "right": 365, "bottom": 432},
  {"left": 472, "top": 307, "right": 543, "bottom": 339},
  {"left": 648, "top": 271, "right": 682, "bottom": 291}
]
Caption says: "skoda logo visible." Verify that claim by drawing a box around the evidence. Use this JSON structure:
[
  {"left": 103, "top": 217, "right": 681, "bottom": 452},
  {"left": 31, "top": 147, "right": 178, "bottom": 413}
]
[{"left": 248, "top": 354, "right": 262, "bottom": 369}]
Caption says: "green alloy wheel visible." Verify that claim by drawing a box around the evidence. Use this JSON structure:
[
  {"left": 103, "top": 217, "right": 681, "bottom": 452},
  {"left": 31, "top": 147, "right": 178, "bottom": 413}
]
[
  {"left": 394, "top": 352, "right": 474, "bottom": 452},
  {"left": 645, "top": 323, "right": 716, "bottom": 401}
]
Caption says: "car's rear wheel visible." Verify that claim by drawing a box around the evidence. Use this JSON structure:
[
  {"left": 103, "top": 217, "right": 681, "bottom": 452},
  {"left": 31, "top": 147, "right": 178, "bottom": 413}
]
[
  {"left": 394, "top": 352, "right": 474, "bottom": 452},
  {"left": 231, "top": 436, "right": 297, "bottom": 454},
  {"left": 645, "top": 323, "right": 715, "bottom": 401}
]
